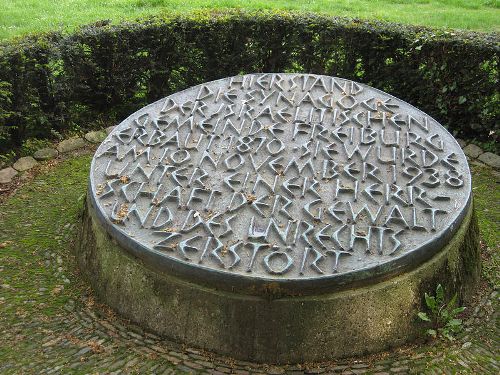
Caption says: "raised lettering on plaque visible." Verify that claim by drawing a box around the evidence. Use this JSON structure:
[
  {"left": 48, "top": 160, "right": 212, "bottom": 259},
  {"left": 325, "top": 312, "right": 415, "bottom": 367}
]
[{"left": 90, "top": 74, "right": 471, "bottom": 282}]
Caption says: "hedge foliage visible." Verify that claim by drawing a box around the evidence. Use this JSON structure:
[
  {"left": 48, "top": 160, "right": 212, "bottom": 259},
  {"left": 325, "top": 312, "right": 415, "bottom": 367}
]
[{"left": 0, "top": 11, "right": 498, "bottom": 152}]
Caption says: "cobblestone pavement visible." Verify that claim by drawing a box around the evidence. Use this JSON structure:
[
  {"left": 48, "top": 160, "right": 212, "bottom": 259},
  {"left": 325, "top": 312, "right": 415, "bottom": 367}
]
[
  {"left": 0, "top": 279, "right": 497, "bottom": 374},
  {"left": 0, "top": 152, "right": 498, "bottom": 374}
]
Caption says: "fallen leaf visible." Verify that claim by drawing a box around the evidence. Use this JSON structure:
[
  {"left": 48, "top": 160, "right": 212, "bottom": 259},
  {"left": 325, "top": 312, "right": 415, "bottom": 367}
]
[{"left": 0, "top": 241, "right": 13, "bottom": 249}]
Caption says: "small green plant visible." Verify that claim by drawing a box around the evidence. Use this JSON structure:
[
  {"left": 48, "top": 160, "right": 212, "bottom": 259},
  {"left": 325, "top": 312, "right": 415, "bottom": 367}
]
[
  {"left": 417, "top": 284, "right": 466, "bottom": 341},
  {"left": 20, "top": 138, "right": 51, "bottom": 157},
  {"left": 0, "top": 150, "right": 16, "bottom": 167}
]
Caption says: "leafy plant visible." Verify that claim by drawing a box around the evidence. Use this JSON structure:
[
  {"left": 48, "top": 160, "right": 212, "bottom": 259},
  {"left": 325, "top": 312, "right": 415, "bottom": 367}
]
[
  {"left": 0, "top": 11, "right": 498, "bottom": 153},
  {"left": 0, "top": 150, "right": 16, "bottom": 167},
  {"left": 20, "top": 138, "right": 51, "bottom": 156},
  {"left": 417, "top": 284, "right": 466, "bottom": 340}
]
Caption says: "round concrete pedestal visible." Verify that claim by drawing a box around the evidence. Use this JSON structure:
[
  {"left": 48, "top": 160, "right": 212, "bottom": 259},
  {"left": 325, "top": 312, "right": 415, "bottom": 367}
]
[
  {"left": 77, "top": 195, "right": 479, "bottom": 363},
  {"left": 78, "top": 74, "right": 480, "bottom": 363}
]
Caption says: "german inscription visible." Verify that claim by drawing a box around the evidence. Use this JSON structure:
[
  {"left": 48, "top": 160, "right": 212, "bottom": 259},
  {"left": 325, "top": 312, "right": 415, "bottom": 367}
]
[{"left": 90, "top": 74, "right": 471, "bottom": 280}]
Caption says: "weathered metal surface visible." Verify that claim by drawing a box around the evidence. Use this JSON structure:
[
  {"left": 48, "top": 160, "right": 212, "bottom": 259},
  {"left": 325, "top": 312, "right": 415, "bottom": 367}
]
[{"left": 88, "top": 73, "right": 471, "bottom": 293}]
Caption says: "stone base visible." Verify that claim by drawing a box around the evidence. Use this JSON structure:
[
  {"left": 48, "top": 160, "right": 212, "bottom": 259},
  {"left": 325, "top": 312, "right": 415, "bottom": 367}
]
[{"left": 76, "top": 195, "right": 480, "bottom": 364}]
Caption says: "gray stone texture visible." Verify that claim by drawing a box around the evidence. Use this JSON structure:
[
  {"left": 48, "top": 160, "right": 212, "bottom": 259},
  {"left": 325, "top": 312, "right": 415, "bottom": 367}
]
[
  {"left": 85, "top": 130, "right": 107, "bottom": 144},
  {"left": 463, "top": 144, "right": 483, "bottom": 159},
  {"left": 13, "top": 156, "right": 38, "bottom": 172},
  {"left": 33, "top": 148, "right": 58, "bottom": 161},
  {"left": 478, "top": 152, "right": 500, "bottom": 169},
  {"left": 57, "top": 138, "right": 86, "bottom": 153},
  {"left": 81, "top": 74, "right": 478, "bottom": 363},
  {"left": 0, "top": 167, "right": 17, "bottom": 183},
  {"left": 105, "top": 126, "right": 116, "bottom": 135},
  {"left": 7, "top": 287, "right": 498, "bottom": 374},
  {"left": 89, "top": 74, "right": 472, "bottom": 291},
  {"left": 77, "top": 199, "right": 480, "bottom": 363}
]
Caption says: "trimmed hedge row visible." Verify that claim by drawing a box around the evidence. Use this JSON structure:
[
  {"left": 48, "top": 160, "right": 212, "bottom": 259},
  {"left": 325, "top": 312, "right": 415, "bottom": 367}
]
[{"left": 0, "top": 11, "right": 498, "bottom": 152}]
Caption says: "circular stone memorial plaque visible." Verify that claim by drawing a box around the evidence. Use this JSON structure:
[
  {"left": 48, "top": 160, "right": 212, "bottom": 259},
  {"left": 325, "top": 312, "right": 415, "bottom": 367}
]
[{"left": 79, "top": 74, "right": 479, "bottom": 362}]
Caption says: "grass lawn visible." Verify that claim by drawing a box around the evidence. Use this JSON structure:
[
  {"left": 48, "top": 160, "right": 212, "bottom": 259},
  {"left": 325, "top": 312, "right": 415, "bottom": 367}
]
[{"left": 0, "top": 0, "right": 499, "bottom": 40}]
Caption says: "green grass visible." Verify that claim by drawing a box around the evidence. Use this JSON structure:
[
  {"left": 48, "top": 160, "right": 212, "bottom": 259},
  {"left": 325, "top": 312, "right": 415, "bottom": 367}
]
[
  {"left": 471, "top": 163, "right": 500, "bottom": 286},
  {"left": 0, "top": 156, "right": 91, "bottom": 320},
  {"left": 0, "top": 0, "right": 499, "bottom": 40}
]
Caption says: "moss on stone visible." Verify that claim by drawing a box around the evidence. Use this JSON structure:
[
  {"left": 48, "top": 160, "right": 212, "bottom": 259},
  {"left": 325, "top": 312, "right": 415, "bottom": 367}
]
[
  {"left": 0, "top": 155, "right": 91, "bottom": 319},
  {"left": 469, "top": 163, "right": 500, "bottom": 287},
  {"left": 77, "top": 190, "right": 480, "bottom": 363}
]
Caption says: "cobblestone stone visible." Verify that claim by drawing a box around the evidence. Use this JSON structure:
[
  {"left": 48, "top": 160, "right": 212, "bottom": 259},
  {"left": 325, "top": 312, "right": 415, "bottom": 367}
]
[
  {"left": 478, "top": 152, "right": 500, "bottom": 169},
  {"left": 168, "top": 351, "right": 190, "bottom": 360},
  {"left": 57, "top": 137, "right": 86, "bottom": 153},
  {"left": 265, "top": 366, "right": 285, "bottom": 374},
  {"left": 74, "top": 347, "right": 91, "bottom": 357},
  {"left": 194, "top": 359, "right": 216, "bottom": 369},
  {"left": 215, "top": 365, "right": 233, "bottom": 373},
  {"left": 161, "top": 354, "right": 182, "bottom": 365},
  {"left": 0, "top": 166, "right": 17, "bottom": 183},
  {"left": 183, "top": 360, "right": 206, "bottom": 370},
  {"left": 410, "top": 353, "right": 426, "bottom": 359},
  {"left": 13, "top": 156, "right": 38, "bottom": 172},
  {"left": 33, "top": 147, "right": 58, "bottom": 161},
  {"left": 108, "top": 358, "right": 128, "bottom": 371},
  {"left": 390, "top": 366, "right": 409, "bottom": 373},
  {"left": 463, "top": 143, "right": 483, "bottom": 158},
  {"left": 207, "top": 370, "right": 227, "bottom": 375},
  {"left": 330, "top": 365, "right": 350, "bottom": 371},
  {"left": 351, "top": 363, "right": 370, "bottom": 369},
  {"left": 84, "top": 130, "right": 107, "bottom": 144}
]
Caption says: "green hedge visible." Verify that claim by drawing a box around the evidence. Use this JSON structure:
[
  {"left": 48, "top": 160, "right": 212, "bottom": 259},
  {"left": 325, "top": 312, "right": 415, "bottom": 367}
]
[{"left": 0, "top": 11, "right": 498, "bottom": 153}]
